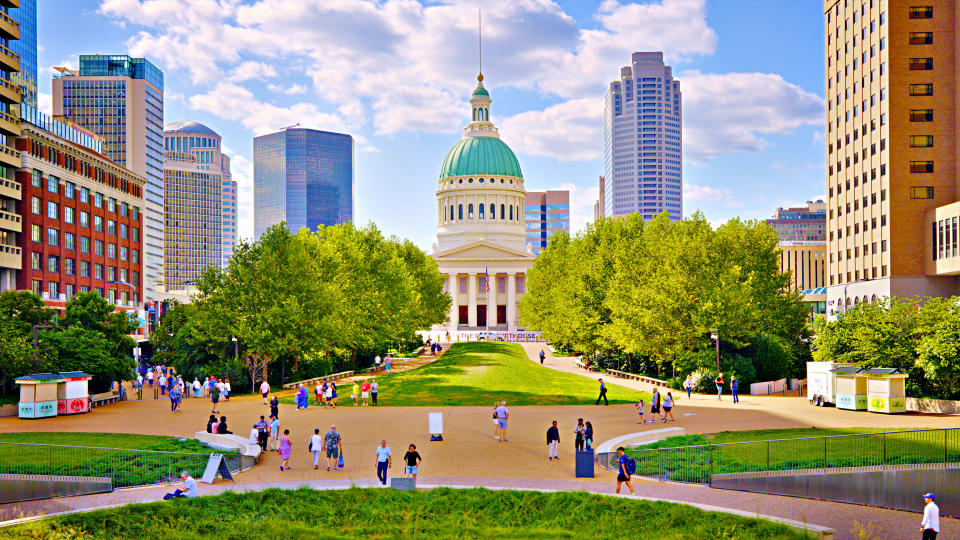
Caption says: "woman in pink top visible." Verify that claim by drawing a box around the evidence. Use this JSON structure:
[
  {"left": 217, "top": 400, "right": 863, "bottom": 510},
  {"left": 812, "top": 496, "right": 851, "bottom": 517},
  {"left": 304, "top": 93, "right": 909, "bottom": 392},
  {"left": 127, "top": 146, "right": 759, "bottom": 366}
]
[{"left": 279, "top": 429, "right": 292, "bottom": 471}]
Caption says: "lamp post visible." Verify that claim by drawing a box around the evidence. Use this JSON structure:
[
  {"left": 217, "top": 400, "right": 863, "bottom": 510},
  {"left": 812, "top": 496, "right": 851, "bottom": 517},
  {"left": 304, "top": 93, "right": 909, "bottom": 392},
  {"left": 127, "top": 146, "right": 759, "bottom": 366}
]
[
  {"left": 232, "top": 336, "right": 238, "bottom": 362},
  {"left": 710, "top": 329, "right": 720, "bottom": 371}
]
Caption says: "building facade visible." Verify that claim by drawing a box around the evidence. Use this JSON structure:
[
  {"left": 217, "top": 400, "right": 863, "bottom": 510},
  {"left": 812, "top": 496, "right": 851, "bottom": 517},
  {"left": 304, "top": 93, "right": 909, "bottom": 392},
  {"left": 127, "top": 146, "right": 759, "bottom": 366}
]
[
  {"left": 593, "top": 176, "right": 605, "bottom": 222},
  {"left": 824, "top": 1, "right": 960, "bottom": 317},
  {"left": 0, "top": 0, "right": 23, "bottom": 291},
  {"left": 8, "top": 0, "right": 34, "bottom": 112},
  {"left": 221, "top": 160, "right": 237, "bottom": 266},
  {"left": 525, "top": 190, "right": 570, "bottom": 255},
  {"left": 433, "top": 72, "right": 535, "bottom": 331},
  {"left": 15, "top": 105, "right": 145, "bottom": 313},
  {"left": 603, "top": 52, "right": 682, "bottom": 220},
  {"left": 162, "top": 121, "right": 227, "bottom": 289},
  {"left": 253, "top": 127, "right": 353, "bottom": 238},
  {"left": 766, "top": 200, "right": 827, "bottom": 242},
  {"left": 53, "top": 55, "right": 164, "bottom": 301}
]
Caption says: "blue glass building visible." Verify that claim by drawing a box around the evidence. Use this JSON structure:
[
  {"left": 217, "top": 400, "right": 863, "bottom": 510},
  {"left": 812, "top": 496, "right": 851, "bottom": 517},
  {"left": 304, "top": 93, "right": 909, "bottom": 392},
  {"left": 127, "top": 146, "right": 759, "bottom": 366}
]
[
  {"left": 253, "top": 127, "right": 354, "bottom": 238},
  {"left": 8, "top": 0, "right": 36, "bottom": 111}
]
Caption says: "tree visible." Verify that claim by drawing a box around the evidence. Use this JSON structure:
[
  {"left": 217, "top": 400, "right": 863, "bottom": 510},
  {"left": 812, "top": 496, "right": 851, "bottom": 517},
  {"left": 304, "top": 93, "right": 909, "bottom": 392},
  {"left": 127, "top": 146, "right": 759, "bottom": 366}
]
[
  {"left": 0, "top": 320, "right": 38, "bottom": 395},
  {"left": 0, "top": 290, "right": 55, "bottom": 334},
  {"left": 43, "top": 326, "right": 131, "bottom": 393}
]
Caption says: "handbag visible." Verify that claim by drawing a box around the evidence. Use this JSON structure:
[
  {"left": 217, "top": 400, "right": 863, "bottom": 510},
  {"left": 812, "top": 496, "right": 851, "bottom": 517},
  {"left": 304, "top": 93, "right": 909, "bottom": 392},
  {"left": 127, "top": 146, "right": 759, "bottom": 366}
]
[{"left": 338, "top": 454, "right": 344, "bottom": 468}]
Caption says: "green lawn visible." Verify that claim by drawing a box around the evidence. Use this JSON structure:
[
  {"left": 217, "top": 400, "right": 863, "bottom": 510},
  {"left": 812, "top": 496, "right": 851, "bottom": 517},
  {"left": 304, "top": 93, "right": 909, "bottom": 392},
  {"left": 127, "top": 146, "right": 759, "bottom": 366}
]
[
  {"left": 0, "top": 432, "right": 236, "bottom": 488},
  {"left": 285, "top": 342, "right": 649, "bottom": 406},
  {"left": 5, "top": 487, "right": 809, "bottom": 539},
  {"left": 621, "top": 427, "right": 959, "bottom": 483}
]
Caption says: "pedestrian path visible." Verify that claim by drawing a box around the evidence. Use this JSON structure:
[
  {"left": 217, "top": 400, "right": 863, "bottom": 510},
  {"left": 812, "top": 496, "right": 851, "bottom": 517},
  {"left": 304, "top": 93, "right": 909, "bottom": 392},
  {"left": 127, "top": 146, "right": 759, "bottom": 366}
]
[{"left": 1, "top": 475, "right": 952, "bottom": 539}]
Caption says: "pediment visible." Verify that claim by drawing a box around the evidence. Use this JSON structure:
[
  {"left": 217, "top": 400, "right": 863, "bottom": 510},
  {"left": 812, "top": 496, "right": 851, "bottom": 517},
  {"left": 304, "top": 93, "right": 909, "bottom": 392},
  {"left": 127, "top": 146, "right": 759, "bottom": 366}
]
[{"left": 433, "top": 240, "right": 535, "bottom": 261}]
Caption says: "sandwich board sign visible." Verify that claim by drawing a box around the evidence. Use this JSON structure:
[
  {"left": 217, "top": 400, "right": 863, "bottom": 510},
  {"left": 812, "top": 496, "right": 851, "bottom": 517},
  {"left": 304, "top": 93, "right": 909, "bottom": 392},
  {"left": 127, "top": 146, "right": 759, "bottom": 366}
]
[
  {"left": 428, "top": 412, "right": 443, "bottom": 441},
  {"left": 200, "top": 453, "right": 234, "bottom": 484}
]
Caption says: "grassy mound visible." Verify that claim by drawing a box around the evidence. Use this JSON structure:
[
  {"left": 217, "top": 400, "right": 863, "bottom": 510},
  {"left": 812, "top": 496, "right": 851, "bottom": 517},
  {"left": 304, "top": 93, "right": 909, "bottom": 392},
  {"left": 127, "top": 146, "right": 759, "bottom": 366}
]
[
  {"left": 5, "top": 487, "right": 808, "bottom": 539},
  {"left": 287, "top": 342, "right": 650, "bottom": 406}
]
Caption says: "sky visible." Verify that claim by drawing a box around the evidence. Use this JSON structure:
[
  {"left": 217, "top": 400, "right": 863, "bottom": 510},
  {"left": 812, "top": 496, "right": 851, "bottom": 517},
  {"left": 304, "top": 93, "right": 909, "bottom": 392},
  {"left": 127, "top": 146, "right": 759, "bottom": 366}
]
[{"left": 36, "top": 0, "right": 827, "bottom": 250}]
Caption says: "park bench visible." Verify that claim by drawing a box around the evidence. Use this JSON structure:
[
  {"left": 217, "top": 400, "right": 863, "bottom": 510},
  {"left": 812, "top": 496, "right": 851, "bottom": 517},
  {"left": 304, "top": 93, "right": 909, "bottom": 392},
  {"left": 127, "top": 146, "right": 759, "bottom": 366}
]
[
  {"left": 283, "top": 370, "right": 355, "bottom": 389},
  {"left": 89, "top": 389, "right": 123, "bottom": 409},
  {"left": 574, "top": 359, "right": 597, "bottom": 372},
  {"left": 605, "top": 369, "right": 668, "bottom": 386}
]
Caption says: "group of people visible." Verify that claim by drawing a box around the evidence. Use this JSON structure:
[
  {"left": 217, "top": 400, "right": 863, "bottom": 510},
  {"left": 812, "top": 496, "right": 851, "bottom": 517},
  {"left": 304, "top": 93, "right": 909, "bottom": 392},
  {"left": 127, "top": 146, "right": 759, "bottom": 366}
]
[
  {"left": 350, "top": 379, "right": 379, "bottom": 406},
  {"left": 547, "top": 418, "right": 594, "bottom": 461},
  {"left": 636, "top": 387, "right": 676, "bottom": 424},
  {"left": 372, "top": 354, "right": 392, "bottom": 372},
  {"left": 206, "top": 414, "right": 233, "bottom": 435}
]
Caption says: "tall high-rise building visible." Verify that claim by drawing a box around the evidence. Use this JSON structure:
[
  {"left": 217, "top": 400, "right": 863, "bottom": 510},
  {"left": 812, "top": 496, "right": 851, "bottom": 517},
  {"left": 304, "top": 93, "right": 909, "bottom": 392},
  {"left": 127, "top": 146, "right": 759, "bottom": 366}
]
[
  {"left": 8, "top": 0, "right": 35, "bottom": 111},
  {"left": 253, "top": 126, "right": 353, "bottom": 237},
  {"left": 593, "top": 176, "right": 605, "bottom": 222},
  {"left": 766, "top": 200, "right": 827, "bottom": 242},
  {"left": 524, "top": 190, "right": 570, "bottom": 255},
  {"left": 823, "top": 1, "right": 960, "bottom": 316},
  {"left": 162, "top": 121, "right": 229, "bottom": 289},
  {"left": 0, "top": 1, "right": 23, "bottom": 291},
  {"left": 220, "top": 158, "right": 237, "bottom": 266},
  {"left": 603, "top": 52, "right": 682, "bottom": 220},
  {"left": 53, "top": 55, "right": 164, "bottom": 300}
]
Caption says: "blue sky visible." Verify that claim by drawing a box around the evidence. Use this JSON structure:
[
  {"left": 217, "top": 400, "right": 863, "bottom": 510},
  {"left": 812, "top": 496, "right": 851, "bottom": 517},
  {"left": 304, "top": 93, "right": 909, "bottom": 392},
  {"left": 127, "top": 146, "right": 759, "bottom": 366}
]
[{"left": 37, "top": 0, "right": 826, "bottom": 249}]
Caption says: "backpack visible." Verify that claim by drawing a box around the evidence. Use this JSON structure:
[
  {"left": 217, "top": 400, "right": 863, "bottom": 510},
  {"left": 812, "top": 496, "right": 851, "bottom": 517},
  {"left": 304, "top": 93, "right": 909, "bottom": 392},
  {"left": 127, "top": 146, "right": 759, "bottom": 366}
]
[{"left": 623, "top": 455, "right": 636, "bottom": 475}]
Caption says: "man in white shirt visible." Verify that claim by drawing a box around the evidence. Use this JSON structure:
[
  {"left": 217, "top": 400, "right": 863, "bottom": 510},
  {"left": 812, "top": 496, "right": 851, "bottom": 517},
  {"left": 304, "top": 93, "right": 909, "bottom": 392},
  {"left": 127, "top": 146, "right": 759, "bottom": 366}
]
[
  {"left": 374, "top": 355, "right": 382, "bottom": 372},
  {"left": 164, "top": 471, "right": 198, "bottom": 500},
  {"left": 921, "top": 492, "right": 939, "bottom": 539},
  {"left": 193, "top": 378, "right": 201, "bottom": 398},
  {"left": 310, "top": 428, "right": 324, "bottom": 470},
  {"left": 260, "top": 380, "right": 270, "bottom": 404}
]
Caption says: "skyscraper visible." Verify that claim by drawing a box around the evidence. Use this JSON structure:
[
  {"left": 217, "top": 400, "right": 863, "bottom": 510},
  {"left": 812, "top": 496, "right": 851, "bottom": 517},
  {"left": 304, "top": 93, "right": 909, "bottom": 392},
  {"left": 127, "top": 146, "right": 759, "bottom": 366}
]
[
  {"left": 253, "top": 127, "right": 353, "bottom": 237},
  {"left": 524, "top": 190, "right": 570, "bottom": 255},
  {"left": 221, "top": 157, "right": 237, "bottom": 267},
  {"left": 53, "top": 55, "right": 164, "bottom": 300},
  {"left": 163, "top": 121, "right": 228, "bottom": 289},
  {"left": 0, "top": 0, "right": 23, "bottom": 290},
  {"left": 603, "top": 52, "right": 682, "bottom": 220},
  {"left": 823, "top": 1, "right": 960, "bottom": 315},
  {"left": 593, "top": 176, "right": 605, "bottom": 222},
  {"left": 8, "top": 0, "right": 35, "bottom": 111}
]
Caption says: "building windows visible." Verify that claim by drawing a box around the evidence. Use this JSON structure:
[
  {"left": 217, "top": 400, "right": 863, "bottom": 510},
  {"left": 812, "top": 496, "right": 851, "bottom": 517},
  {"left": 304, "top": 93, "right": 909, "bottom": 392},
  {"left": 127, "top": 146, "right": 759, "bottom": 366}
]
[
  {"left": 47, "top": 255, "right": 59, "bottom": 274},
  {"left": 909, "top": 84, "right": 933, "bottom": 96},
  {"left": 48, "top": 282, "right": 59, "bottom": 298},
  {"left": 458, "top": 204, "right": 463, "bottom": 220},
  {"left": 910, "top": 187, "right": 934, "bottom": 199},
  {"left": 908, "top": 6, "right": 933, "bottom": 19},
  {"left": 80, "top": 236, "right": 90, "bottom": 253},
  {"left": 31, "top": 196, "right": 41, "bottom": 214},
  {"left": 910, "top": 135, "right": 934, "bottom": 148},
  {"left": 80, "top": 261, "right": 90, "bottom": 277},
  {"left": 95, "top": 239, "right": 104, "bottom": 256},
  {"left": 31, "top": 280, "right": 41, "bottom": 295},
  {"left": 31, "top": 170, "right": 41, "bottom": 188},
  {"left": 80, "top": 211, "right": 89, "bottom": 228},
  {"left": 107, "top": 220, "right": 116, "bottom": 236},
  {"left": 30, "top": 252, "right": 41, "bottom": 270},
  {"left": 909, "top": 32, "right": 933, "bottom": 45},
  {"left": 94, "top": 216, "right": 103, "bottom": 232},
  {"left": 910, "top": 161, "right": 934, "bottom": 173},
  {"left": 64, "top": 207, "right": 75, "bottom": 224},
  {"left": 47, "top": 177, "right": 57, "bottom": 193},
  {"left": 909, "top": 58, "right": 934, "bottom": 70},
  {"left": 47, "top": 228, "right": 58, "bottom": 247},
  {"left": 64, "top": 232, "right": 75, "bottom": 250},
  {"left": 108, "top": 244, "right": 116, "bottom": 259},
  {"left": 47, "top": 201, "right": 58, "bottom": 220},
  {"left": 910, "top": 109, "right": 933, "bottom": 122},
  {"left": 94, "top": 264, "right": 103, "bottom": 280}
]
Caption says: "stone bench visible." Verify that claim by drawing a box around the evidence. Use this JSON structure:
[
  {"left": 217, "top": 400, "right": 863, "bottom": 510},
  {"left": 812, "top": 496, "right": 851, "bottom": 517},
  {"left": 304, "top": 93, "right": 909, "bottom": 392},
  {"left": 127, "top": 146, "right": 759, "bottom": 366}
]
[
  {"left": 194, "top": 432, "right": 262, "bottom": 460},
  {"left": 390, "top": 477, "right": 416, "bottom": 491}
]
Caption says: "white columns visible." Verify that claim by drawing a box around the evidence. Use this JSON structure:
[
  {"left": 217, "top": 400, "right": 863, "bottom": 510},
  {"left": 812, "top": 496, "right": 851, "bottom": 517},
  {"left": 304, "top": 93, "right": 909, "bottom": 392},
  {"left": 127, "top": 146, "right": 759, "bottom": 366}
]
[
  {"left": 448, "top": 273, "right": 459, "bottom": 331},
  {"left": 506, "top": 272, "right": 517, "bottom": 331},
  {"left": 467, "top": 272, "right": 478, "bottom": 327},
  {"left": 486, "top": 272, "right": 496, "bottom": 328}
]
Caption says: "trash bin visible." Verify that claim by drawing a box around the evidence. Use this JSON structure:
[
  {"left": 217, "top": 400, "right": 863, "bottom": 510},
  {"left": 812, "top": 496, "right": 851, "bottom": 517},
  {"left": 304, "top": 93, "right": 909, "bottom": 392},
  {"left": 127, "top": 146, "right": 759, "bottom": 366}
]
[
  {"left": 864, "top": 368, "right": 908, "bottom": 414},
  {"left": 831, "top": 366, "right": 867, "bottom": 411},
  {"left": 576, "top": 450, "right": 595, "bottom": 478}
]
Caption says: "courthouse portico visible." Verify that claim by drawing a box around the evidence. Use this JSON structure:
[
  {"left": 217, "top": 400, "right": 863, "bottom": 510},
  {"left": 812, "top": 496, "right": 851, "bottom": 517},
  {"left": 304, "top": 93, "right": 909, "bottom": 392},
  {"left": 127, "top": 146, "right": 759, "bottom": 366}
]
[{"left": 432, "top": 72, "right": 535, "bottom": 331}]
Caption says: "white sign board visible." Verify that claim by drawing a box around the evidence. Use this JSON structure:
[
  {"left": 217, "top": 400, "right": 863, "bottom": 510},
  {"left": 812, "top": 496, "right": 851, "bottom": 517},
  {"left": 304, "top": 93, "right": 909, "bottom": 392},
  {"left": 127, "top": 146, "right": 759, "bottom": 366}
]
[{"left": 428, "top": 412, "right": 443, "bottom": 435}]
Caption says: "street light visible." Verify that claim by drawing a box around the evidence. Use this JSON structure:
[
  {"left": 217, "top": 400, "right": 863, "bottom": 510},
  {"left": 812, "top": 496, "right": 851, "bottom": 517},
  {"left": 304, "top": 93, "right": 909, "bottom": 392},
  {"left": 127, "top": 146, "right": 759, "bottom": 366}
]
[
  {"left": 710, "top": 328, "right": 720, "bottom": 371},
  {"left": 232, "top": 336, "right": 238, "bottom": 362}
]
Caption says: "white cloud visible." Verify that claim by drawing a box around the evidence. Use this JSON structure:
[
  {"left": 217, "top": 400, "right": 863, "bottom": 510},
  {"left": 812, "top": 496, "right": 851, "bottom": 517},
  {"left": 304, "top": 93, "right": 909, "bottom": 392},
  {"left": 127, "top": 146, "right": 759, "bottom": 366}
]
[
  {"left": 221, "top": 144, "right": 254, "bottom": 241},
  {"left": 681, "top": 71, "right": 825, "bottom": 164},
  {"left": 550, "top": 182, "right": 598, "bottom": 234},
  {"left": 230, "top": 61, "right": 277, "bottom": 82},
  {"left": 266, "top": 83, "right": 308, "bottom": 95},
  {"left": 37, "top": 92, "right": 52, "bottom": 115},
  {"left": 500, "top": 98, "right": 602, "bottom": 161},
  {"left": 685, "top": 184, "right": 732, "bottom": 201}
]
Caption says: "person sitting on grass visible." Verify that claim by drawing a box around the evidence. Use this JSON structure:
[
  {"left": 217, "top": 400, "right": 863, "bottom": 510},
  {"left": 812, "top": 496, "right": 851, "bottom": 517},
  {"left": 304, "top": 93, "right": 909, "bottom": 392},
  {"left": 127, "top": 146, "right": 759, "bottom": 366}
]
[{"left": 163, "top": 471, "right": 197, "bottom": 500}]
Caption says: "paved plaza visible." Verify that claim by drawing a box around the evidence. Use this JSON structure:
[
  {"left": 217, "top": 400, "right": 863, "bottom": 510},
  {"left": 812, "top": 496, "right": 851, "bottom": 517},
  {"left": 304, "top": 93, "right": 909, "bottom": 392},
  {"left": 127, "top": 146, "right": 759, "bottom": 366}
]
[{"left": 0, "top": 345, "right": 957, "bottom": 539}]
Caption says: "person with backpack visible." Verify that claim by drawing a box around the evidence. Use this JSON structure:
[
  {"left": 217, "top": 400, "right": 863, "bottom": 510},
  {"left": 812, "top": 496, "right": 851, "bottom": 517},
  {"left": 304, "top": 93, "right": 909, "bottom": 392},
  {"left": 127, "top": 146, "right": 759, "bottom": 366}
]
[
  {"left": 539, "top": 349, "right": 546, "bottom": 364},
  {"left": 595, "top": 378, "right": 608, "bottom": 405},
  {"left": 616, "top": 447, "right": 635, "bottom": 495}
]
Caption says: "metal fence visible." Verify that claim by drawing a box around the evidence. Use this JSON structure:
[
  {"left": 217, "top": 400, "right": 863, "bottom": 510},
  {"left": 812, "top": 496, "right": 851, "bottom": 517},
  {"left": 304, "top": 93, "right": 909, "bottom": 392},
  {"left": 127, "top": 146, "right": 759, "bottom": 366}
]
[
  {"left": 0, "top": 442, "right": 257, "bottom": 488},
  {"left": 598, "top": 427, "right": 960, "bottom": 485}
]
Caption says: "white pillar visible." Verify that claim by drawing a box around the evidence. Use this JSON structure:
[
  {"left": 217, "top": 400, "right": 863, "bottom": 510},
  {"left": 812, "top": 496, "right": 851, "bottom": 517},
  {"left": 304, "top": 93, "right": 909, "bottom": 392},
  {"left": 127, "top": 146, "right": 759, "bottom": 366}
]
[
  {"left": 486, "top": 272, "right": 496, "bottom": 329},
  {"left": 467, "top": 272, "right": 478, "bottom": 327},
  {"left": 448, "top": 273, "right": 459, "bottom": 332},
  {"left": 507, "top": 272, "right": 517, "bottom": 331}
]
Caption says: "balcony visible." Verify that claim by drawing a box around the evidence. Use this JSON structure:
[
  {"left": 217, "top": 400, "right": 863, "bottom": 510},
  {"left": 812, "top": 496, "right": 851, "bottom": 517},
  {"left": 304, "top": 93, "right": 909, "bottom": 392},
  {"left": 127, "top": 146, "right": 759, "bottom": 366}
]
[
  {"left": 0, "top": 110, "right": 20, "bottom": 138},
  {"left": 0, "top": 10, "right": 18, "bottom": 41},
  {"left": 0, "top": 144, "right": 19, "bottom": 169},
  {"left": 0, "top": 44, "right": 18, "bottom": 74},
  {"left": 0, "top": 243, "right": 19, "bottom": 270},
  {"left": 0, "top": 76, "right": 19, "bottom": 105},
  {"left": 0, "top": 177, "right": 20, "bottom": 200},
  {"left": 0, "top": 209, "right": 20, "bottom": 233}
]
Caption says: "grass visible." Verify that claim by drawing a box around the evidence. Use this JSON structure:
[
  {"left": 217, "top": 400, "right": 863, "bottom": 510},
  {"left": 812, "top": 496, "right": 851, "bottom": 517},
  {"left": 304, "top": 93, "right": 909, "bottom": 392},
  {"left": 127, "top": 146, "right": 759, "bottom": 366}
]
[
  {"left": 0, "top": 432, "right": 237, "bottom": 488},
  {"left": 285, "top": 342, "right": 650, "bottom": 406},
  {"left": 622, "top": 427, "right": 960, "bottom": 483},
  {"left": 5, "top": 487, "right": 810, "bottom": 539}
]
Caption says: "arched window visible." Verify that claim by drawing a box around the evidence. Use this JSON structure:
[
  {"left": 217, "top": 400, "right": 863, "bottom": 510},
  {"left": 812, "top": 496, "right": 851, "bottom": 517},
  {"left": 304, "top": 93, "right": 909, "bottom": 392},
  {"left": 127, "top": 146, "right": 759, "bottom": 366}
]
[
  {"left": 479, "top": 204, "right": 485, "bottom": 219},
  {"left": 871, "top": 294, "right": 878, "bottom": 303},
  {"left": 450, "top": 205, "right": 454, "bottom": 221},
  {"left": 458, "top": 204, "right": 463, "bottom": 220},
  {"left": 490, "top": 204, "right": 495, "bottom": 219},
  {"left": 509, "top": 205, "right": 513, "bottom": 221},
  {"left": 501, "top": 204, "right": 505, "bottom": 219},
  {"left": 468, "top": 204, "right": 474, "bottom": 219}
]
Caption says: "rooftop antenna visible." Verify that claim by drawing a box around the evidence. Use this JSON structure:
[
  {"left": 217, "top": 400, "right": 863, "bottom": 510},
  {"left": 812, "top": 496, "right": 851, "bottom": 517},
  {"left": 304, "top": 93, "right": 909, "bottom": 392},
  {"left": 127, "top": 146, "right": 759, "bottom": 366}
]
[{"left": 478, "top": 9, "right": 483, "bottom": 82}]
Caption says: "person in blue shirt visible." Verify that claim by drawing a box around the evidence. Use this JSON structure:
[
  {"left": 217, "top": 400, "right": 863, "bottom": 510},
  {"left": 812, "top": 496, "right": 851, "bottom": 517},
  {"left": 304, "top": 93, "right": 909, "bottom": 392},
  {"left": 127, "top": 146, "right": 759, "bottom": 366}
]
[
  {"left": 731, "top": 375, "right": 739, "bottom": 404},
  {"left": 595, "top": 378, "right": 608, "bottom": 405},
  {"left": 615, "top": 447, "right": 634, "bottom": 495},
  {"left": 375, "top": 439, "right": 392, "bottom": 485}
]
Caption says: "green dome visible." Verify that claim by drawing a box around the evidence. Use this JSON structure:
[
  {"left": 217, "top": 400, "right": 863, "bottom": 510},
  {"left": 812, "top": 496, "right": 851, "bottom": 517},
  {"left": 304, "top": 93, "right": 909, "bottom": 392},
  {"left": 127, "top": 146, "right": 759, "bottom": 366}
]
[
  {"left": 440, "top": 136, "right": 522, "bottom": 179},
  {"left": 472, "top": 85, "right": 489, "bottom": 97}
]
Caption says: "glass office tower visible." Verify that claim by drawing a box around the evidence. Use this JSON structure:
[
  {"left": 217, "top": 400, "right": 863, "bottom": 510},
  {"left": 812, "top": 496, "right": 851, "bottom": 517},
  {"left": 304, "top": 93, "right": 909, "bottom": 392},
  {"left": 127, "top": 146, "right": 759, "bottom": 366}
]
[
  {"left": 8, "top": 0, "right": 35, "bottom": 111},
  {"left": 253, "top": 127, "right": 353, "bottom": 237}
]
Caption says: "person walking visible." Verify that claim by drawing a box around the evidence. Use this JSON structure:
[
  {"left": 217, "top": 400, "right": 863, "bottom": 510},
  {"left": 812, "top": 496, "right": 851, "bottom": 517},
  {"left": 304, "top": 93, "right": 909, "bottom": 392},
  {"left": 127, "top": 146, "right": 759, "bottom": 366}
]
[
  {"left": 270, "top": 395, "right": 280, "bottom": 420},
  {"left": 320, "top": 379, "right": 328, "bottom": 406},
  {"left": 159, "top": 373, "right": 167, "bottom": 396},
  {"left": 136, "top": 372, "right": 143, "bottom": 390},
  {"left": 210, "top": 382, "right": 220, "bottom": 414},
  {"left": 921, "top": 492, "right": 940, "bottom": 539},
  {"left": 663, "top": 391, "right": 676, "bottom": 421},
  {"left": 269, "top": 414, "right": 280, "bottom": 450},
  {"left": 615, "top": 447, "right": 635, "bottom": 495},
  {"left": 651, "top": 387, "right": 662, "bottom": 423},
  {"left": 371, "top": 378, "right": 379, "bottom": 406},
  {"left": 223, "top": 378, "right": 231, "bottom": 401},
  {"left": 361, "top": 379, "right": 371, "bottom": 406},
  {"left": 323, "top": 424, "right": 343, "bottom": 472},
  {"left": 574, "top": 418, "right": 585, "bottom": 451},
  {"left": 546, "top": 420, "right": 560, "bottom": 461},
  {"left": 684, "top": 375, "right": 693, "bottom": 399},
  {"left": 375, "top": 439, "right": 392, "bottom": 486},
  {"left": 636, "top": 399, "right": 646, "bottom": 424},
  {"left": 260, "top": 380, "right": 270, "bottom": 405},
  {"left": 278, "top": 429, "right": 292, "bottom": 471},
  {"left": 169, "top": 383, "right": 182, "bottom": 413},
  {"left": 539, "top": 349, "right": 546, "bottom": 364},
  {"left": 374, "top": 354, "right": 382, "bottom": 372},
  {"left": 147, "top": 370, "right": 154, "bottom": 387},
  {"left": 385, "top": 356, "right": 392, "bottom": 372},
  {"left": 351, "top": 380, "right": 360, "bottom": 406},
  {"left": 255, "top": 416, "right": 269, "bottom": 451},
  {"left": 403, "top": 444, "right": 422, "bottom": 484},
  {"left": 584, "top": 422, "right": 594, "bottom": 450},
  {"left": 324, "top": 381, "right": 334, "bottom": 407},
  {"left": 595, "top": 378, "right": 608, "bottom": 405},
  {"left": 330, "top": 381, "right": 338, "bottom": 407},
  {"left": 715, "top": 372, "right": 724, "bottom": 400},
  {"left": 296, "top": 384, "right": 308, "bottom": 410},
  {"left": 493, "top": 401, "right": 509, "bottom": 442},
  {"left": 310, "top": 428, "right": 324, "bottom": 470},
  {"left": 315, "top": 381, "right": 323, "bottom": 406},
  {"left": 193, "top": 378, "right": 202, "bottom": 398},
  {"left": 731, "top": 375, "right": 739, "bottom": 404}
]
